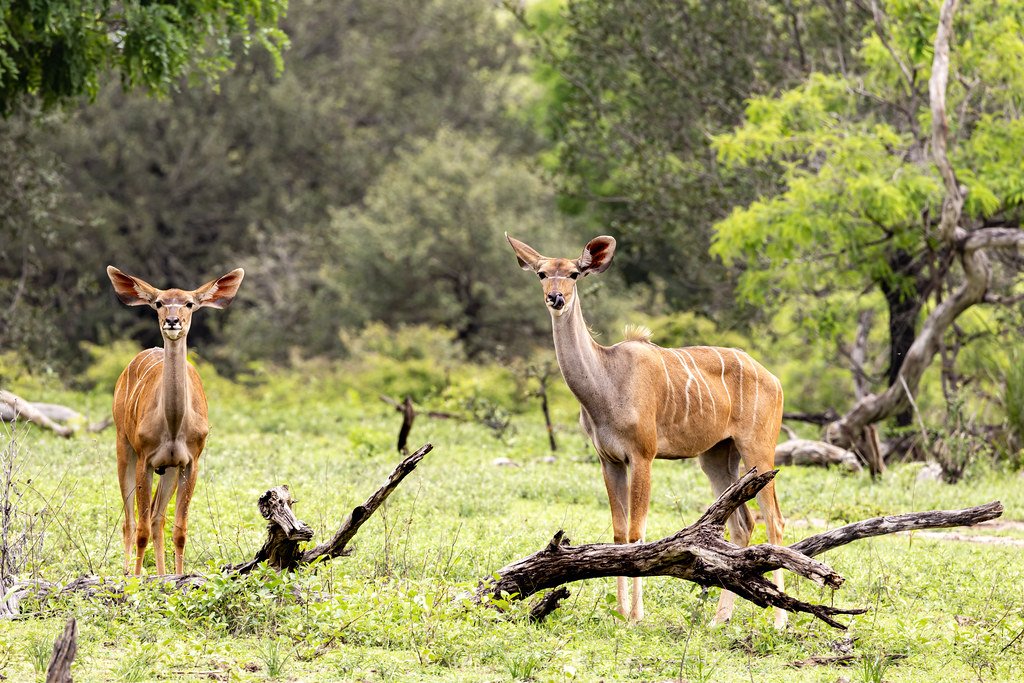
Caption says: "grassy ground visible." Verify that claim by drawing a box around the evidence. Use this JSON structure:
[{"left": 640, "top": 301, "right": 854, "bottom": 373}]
[{"left": 1, "top": 373, "right": 1023, "bottom": 682}]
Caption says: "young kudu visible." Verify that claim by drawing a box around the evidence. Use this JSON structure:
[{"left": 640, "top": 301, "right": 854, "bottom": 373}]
[
  {"left": 506, "top": 235, "right": 787, "bottom": 627},
  {"left": 107, "top": 266, "right": 244, "bottom": 575}
]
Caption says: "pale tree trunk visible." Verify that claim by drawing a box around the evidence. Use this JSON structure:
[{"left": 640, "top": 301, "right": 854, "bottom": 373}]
[{"left": 826, "top": 0, "right": 1024, "bottom": 470}]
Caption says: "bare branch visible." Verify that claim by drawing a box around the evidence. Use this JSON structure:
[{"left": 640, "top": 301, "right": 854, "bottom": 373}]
[
  {"left": 301, "top": 443, "right": 432, "bottom": 563},
  {"left": 476, "top": 469, "right": 1003, "bottom": 629}
]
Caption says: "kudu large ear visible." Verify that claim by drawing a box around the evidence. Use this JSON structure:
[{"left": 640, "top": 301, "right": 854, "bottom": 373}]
[
  {"left": 505, "top": 233, "right": 544, "bottom": 272},
  {"left": 194, "top": 268, "right": 245, "bottom": 309},
  {"left": 107, "top": 266, "right": 159, "bottom": 306},
  {"left": 576, "top": 236, "right": 616, "bottom": 276}
]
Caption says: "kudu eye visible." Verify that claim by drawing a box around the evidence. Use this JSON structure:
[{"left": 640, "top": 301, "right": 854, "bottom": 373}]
[
  {"left": 155, "top": 302, "right": 163, "bottom": 309},
  {"left": 537, "top": 272, "right": 547, "bottom": 280},
  {"left": 186, "top": 302, "right": 194, "bottom": 309},
  {"left": 569, "top": 272, "right": 580, "bottom": 280}
]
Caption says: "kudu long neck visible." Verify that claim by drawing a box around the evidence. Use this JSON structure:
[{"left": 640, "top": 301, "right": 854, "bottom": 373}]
[
  {"left": 161, "top": 337, "right": 190, "bottom": 436},
  {"left": 550, "top": 292, "right": 608, "bottom": 408}
]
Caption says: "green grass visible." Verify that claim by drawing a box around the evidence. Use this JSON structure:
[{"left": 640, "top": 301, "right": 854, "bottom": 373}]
[{"left": 1, "top": 375, "right": 1023, "bottom": 682}]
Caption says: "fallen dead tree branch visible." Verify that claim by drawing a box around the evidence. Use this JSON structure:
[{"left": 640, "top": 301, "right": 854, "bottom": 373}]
[
  {"left": 1, "top": 444, "right": 433, "bottom": 617},
  {"left": 300, "top": 442, "right": 431, "bottom": 564},
  {"left": 476, "top": 469, "right": 1002, "bottom": 629},
  {"left": 0, "top": 390, "right": 74, "bottom": 438}
]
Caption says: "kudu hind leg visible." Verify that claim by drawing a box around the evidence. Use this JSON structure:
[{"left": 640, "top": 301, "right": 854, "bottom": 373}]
[
  {"left": 737, "top": 437, "right": 788, "bottom": 628},
  {"left": 601, "top": 460, "right": 630, "bottom": 619},
  {"left": 755, "top": 476, "right": 787, "bottom": 628},
  {"left": 698, "top": 441, "right": 754, "bottom": 624}
]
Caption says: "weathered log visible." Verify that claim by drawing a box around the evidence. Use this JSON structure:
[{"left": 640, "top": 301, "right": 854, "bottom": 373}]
[
  {"left": 45, "top": 617, "right": 78, "bottom": 683},
  {"left": 775, "top": 439, "right": 863, "bottom": 473},
  {"left": 0, "top": 391, "right": 112, "bottom": 435},
  {"left": 0, "top": 390, "right": 74, "bottom": 438},
  {"left": 476, "top": 469, "right": 1003, "bottom": 629}
]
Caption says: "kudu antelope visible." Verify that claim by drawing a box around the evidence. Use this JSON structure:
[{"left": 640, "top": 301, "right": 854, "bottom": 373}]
[
  {"left": 107, "top": 266, "right": 244, "bottom": 575},
  {"left": 506, "top": 235, "right": 787, "bottom": 627}
]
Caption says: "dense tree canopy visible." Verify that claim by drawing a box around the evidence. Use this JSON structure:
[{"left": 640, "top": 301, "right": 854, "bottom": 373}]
[
  {"left": 0, "top": 0, "right": 288, "bottom": 116},
  {"left": 519, "top": 0, "right": 861, "bottom": 315},
  {"left": 0, "top": 0, "right": 552, "bottom": 367}
]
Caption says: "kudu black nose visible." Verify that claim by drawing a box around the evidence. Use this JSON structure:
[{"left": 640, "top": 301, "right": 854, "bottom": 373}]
[
  {"left": 546, "top": 291, "right": 565, "bottom": 309},
  {"left": 165, "top": 317, "right": 180, "bottom": 326}
]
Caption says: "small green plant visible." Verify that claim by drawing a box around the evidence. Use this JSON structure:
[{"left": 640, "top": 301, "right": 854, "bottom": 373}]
[
  {"left": 24, "top": 636, "right": 50, "bottom": 680},
  {"left": 858, "top": 654, "right": 891, "bottom": 683},
  {"left": 685, "top": 652, "right": 718, "bottom": 683},
  {"left": 258, "top": 639, "right": 291, "bottom": 679},
  {"left": 502, "top": 652, "right": 541, "bottom": 680}
]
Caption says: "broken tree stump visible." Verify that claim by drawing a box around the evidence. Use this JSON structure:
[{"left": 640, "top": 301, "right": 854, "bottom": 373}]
[
  {"left": 225, "top": 485, "right": 315, "bottom": 573},
  {"left": 476, "top": 469, "right": 1003, "bottom": 629},
  {"left": 45, "top": 617, "right": 77, "bottom": 683}
]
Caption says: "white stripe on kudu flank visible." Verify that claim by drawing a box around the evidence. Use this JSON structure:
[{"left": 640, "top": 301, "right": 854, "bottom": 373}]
[
  {"left": 658, "top": 353, "right": 675, "bottom": 417},
  {"left": 682, "top": 349, "right": 716, "bottom": 417},
  {"left": 669, "top": 349, "right": 697, "bottom": 416},
  {"left": 731, "top": 349, "right": 744, "bottom": 415},
  {"left": 753, "top": 368, "right": 760, "bottom": 416},
  {"left": 713, "top": 348, "right": 730, "bottom": 403}
]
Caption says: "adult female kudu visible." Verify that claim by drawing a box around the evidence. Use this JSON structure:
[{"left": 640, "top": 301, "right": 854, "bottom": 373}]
[
  {"left": 506, "top": 235, "right": 787, "bottom": 627},
  {"left": 107, "top": 266, "right": 244, "bottom": 575}
]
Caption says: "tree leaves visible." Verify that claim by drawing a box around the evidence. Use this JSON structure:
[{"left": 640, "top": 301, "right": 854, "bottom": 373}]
[{"left": 0, "top": 0, "right": 289, "bottom": 116}]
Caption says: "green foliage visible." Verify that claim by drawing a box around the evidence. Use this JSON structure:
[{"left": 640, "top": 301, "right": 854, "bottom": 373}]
[
  {"left": 0, "top": 0, "right": 289, "bottom": 115},
  {"left": 329, "top": 129, "right": 575, "bottom": 359},
  {"left": 340, "top": 324, "right": 465, "bottom": 403},
  {"left": 80, "top": 341, "right": 144, "bottom": 393},
  {"left": 711, "top": 72, "right": 941, "bottom": 311},
  {"left": 23, "top": 635, "right": 49, "bottom": 681},
  {"left": 517, "top": 0, "right": 860, "bottom": 314},
  {"left": 707, "top": 0, "right": 1024, "bottom": 432}
]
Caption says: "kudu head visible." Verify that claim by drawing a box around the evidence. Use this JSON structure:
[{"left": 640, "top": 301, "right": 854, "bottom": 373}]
[
  {"left": 505, "top": 235, "right": 616, "bottom": 317},
  {"left": 106, "top": 266, "right": 245, "bottom": 342}
]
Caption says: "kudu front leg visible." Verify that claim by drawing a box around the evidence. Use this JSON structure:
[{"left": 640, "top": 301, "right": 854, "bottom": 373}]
[
  {"left": 133, "top": 461, "right": 153, "bottom": 576},
  {"left": 600, "top": 459, "right": 629, "bottom": 619},
  {"left": 172, "top": 462, "right": 200, "bottom": 575},
  {"left": 116, "top": 436, "right": 138, "bottom": 575},
  {"left": 627, "top": 457, "right": 652, "bottom": 623},
  {"left": 150, "top": 470, "right": 178, "bottom": 575}
]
